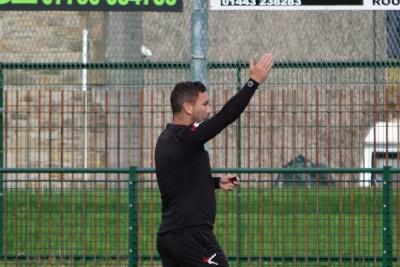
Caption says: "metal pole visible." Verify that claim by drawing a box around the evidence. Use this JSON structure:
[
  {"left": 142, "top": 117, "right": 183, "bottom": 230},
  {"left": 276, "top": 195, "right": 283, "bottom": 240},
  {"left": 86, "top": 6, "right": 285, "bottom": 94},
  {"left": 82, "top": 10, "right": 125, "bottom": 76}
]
[
  {"left": 191, "top": 0, "right": 208, "bottom": 86},
  {"left": 236, "top": 62, "right": 242, "bottom": 267},
  {"left": 382, "top": 166, "right": 393, "bottom": 267},
  {"left": 0, "top": 65, "right": 3, "bottom": 258},
  {"left": 128, "top": 166, "right": 138, "bottom": 267},
  {"left": 82, "top": 29, "right": 88, "bottom": 181},
  {"left": 192, "top": 0, "right": 209, "bottom": 152}
]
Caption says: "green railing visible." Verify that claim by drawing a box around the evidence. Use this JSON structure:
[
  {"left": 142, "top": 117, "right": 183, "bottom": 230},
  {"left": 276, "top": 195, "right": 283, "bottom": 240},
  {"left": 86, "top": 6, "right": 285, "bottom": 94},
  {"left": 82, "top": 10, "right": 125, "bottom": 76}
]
[
  {"left": 1, "top": 61, "right": 400, "bottom": 266},
  {"left": 0, "top": 167, "right": 398, "bottom": 267}
]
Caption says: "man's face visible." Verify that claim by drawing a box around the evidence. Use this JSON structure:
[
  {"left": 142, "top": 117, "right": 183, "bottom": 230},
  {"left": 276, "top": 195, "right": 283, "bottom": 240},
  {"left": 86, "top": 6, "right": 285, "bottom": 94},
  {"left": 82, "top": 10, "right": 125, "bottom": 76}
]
[{"left": 191, "top": 91, "right": 212, "bottom": 123}]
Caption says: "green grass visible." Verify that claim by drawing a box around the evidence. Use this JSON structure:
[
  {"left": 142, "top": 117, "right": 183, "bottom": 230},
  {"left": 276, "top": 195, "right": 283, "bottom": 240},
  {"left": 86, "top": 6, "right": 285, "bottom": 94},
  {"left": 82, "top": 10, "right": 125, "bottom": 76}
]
[{"left": 0, "top": 187, "right": 397, "bottom": 266}]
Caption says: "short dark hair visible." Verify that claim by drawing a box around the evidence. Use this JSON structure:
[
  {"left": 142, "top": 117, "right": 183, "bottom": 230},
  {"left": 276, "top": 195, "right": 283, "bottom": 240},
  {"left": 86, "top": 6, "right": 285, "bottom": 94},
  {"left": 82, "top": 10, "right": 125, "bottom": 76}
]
[{"left": 170, "top": 81, "right": 207, "bottom": 114}]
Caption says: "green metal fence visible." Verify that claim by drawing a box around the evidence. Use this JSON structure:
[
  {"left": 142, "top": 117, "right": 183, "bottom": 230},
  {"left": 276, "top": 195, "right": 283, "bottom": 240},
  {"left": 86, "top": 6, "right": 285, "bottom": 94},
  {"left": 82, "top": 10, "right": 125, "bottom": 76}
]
[
  {"left": 2, "top": 6, "right": 400, "bottom": 267},
  {"left": 0, "top": 167, "right": 398, "bottom": 267},
  {"left": 2, "top": 61, "right": 400, "bottom": 266},
  {"left": 2, "top": 60, "right": 399, "bottom": 173}
]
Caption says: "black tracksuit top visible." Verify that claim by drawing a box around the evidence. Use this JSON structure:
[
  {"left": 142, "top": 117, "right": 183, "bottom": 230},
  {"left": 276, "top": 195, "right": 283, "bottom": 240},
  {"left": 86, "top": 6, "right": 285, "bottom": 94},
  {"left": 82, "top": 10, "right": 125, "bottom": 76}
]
[{"left": 155, "top": 79, "right": 259, "bottom": 234}]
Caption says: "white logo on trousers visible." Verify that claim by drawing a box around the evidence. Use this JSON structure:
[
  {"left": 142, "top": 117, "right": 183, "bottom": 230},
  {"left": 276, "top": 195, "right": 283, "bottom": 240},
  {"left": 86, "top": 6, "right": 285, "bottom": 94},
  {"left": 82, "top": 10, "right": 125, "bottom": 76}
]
[{"left": 204, "top": 253, "right": 218, "bottom": 265}]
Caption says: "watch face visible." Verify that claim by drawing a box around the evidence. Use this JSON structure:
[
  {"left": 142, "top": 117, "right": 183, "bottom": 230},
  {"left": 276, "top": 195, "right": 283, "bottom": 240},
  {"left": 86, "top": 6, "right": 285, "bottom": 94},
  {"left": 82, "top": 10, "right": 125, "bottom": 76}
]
[{"left": 247, "top": 80, "right": 254, "bottom": 87}]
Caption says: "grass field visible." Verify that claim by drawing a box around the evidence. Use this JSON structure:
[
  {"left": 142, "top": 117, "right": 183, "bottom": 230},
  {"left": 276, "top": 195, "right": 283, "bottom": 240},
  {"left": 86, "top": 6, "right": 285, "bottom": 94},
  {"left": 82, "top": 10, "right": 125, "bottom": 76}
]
[{"left": 0, "top": 186, "right": 398, "bottom": 266}]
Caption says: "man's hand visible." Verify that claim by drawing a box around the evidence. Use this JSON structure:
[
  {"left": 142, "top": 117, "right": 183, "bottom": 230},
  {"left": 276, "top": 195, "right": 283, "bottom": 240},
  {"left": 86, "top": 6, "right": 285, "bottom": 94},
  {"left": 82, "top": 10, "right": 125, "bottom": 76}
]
[
  {"left": 219, "top": 175, "right": 240, "bottom": 191},
  {"left": 249, "top": 53, "right": 274, "bottom": 84}
]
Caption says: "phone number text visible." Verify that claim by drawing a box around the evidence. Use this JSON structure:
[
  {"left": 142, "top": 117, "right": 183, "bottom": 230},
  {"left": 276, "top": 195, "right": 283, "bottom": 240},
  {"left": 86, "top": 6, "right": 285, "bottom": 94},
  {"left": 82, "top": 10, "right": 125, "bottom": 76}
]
[{"left": 221, "top": 0, "right": 301, "bottom": 6}]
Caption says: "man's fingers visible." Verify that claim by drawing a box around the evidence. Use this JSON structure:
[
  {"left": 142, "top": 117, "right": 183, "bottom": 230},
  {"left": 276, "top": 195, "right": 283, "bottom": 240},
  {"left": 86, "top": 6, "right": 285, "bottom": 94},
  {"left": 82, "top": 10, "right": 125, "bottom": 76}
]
[
  {"left": 229, "top": 176, "right": 238, "bottom": 182},
  {"left": 253, "top": 54, "right": 274, "bottom": 73},
  {"left": 249, "top": 53, "right": 273, "bottom": 84},
  {"left": 259, "top": 54, "right": 273, "bottom": 68}
]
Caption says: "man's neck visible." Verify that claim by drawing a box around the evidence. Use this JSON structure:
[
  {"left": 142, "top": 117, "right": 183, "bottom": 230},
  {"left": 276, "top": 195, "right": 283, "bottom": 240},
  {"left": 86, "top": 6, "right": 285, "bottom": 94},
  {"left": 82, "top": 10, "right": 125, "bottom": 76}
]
[{"left": 172, "top": 115, "right": 192, "bottom": 126}]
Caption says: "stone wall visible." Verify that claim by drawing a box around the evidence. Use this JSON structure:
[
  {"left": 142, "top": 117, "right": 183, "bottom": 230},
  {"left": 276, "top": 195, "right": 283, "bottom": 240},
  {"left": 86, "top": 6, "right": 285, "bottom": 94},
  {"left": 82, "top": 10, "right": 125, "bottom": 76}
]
[{"left": 0, "top": 12, "right": 110, "bottom": 171}]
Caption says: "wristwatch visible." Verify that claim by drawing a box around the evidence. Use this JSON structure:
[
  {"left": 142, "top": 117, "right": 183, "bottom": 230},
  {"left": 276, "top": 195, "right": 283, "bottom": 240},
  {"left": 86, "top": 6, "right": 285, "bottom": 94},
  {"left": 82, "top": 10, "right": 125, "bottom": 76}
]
[{"left": 247, "top": 80, "right": 254, "bottom": 88}]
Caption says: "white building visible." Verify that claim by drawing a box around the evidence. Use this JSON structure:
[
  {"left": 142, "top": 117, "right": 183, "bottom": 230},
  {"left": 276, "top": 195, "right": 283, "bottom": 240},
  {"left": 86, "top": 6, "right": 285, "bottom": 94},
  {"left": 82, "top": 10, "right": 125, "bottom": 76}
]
[{"left": 359, "top": 121, "right": 400, "bottom": 186}]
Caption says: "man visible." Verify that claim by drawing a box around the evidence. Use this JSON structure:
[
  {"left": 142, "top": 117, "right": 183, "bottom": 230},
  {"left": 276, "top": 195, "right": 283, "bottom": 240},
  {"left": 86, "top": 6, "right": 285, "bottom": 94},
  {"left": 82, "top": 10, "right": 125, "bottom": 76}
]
[{"left": 155, "top": 53, "right": 274, "bottom": 267}]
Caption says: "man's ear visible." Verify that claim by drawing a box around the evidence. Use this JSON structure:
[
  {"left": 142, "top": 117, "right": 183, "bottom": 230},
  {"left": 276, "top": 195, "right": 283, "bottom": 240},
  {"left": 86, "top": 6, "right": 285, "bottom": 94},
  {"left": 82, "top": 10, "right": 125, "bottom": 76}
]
[{"left": 182, "top": 102, "right": 193, "bottom": 115}]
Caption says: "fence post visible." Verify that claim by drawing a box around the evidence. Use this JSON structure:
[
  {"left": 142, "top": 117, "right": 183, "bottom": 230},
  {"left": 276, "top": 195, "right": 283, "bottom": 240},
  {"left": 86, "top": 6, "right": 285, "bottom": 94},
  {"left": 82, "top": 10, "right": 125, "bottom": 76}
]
[
  {"left": 0, "top": 64, "right": 3, "bottom": 258},
  {"left": 382, "top": 166, "right": 393, "bottom": 267},
  {"left": 236, "top": 61, "right": 242, "bottom": 266},
  {"left": 128, "top": 166, "right": 138, "bottom": 267},
  {"left": 191, "top": 0, "right": 208, "bottom": 86}
]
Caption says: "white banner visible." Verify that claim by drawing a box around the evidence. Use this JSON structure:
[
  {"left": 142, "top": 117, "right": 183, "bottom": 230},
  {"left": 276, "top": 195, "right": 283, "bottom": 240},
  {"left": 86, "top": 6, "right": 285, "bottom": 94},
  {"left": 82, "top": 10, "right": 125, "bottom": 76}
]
[{"left": 210, "top": 0, "right": 400, "bottom": 10}]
